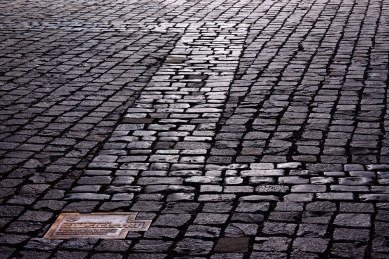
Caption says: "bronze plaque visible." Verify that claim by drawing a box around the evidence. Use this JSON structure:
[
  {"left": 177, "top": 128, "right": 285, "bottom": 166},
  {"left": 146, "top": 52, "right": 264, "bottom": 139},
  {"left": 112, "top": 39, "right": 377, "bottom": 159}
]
[{"left": 44, "top": 212, "right": 151, "bottom": 239}]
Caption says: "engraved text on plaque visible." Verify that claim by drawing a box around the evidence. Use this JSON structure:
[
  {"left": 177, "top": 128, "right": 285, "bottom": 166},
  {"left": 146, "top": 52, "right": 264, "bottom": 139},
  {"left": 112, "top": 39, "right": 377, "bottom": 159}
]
[{"left": 44, "top": 212, "right": 151, "bottom": 239}]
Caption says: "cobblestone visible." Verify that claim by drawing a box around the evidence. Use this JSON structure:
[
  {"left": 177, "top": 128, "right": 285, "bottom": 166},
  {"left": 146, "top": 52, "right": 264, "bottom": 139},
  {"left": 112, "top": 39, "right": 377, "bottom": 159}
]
[{"left": 1, "top": 0, "right": 389, "bottom": 257}]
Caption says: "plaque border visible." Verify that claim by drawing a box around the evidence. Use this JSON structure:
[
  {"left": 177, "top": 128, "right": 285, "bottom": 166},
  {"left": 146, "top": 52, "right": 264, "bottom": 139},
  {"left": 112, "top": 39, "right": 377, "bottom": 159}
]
[{"left": 44, "top": 212, "right": 151, "bottom": 239}]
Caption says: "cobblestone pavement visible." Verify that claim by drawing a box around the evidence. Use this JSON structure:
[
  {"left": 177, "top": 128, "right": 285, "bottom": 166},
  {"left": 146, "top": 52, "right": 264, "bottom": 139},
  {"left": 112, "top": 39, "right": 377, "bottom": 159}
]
[{"left": 1, "top": 0, "right": 389, "bottom": 258}]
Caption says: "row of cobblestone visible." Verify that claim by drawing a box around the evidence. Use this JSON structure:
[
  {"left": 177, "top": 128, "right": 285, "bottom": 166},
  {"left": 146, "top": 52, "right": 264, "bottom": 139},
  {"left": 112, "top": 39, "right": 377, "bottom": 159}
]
[
  {"left": 70, "top": 161, "right": 389, "bottom": 202},
  {"left": 5, "top": 162, "right": 389, "bottom": 258}
]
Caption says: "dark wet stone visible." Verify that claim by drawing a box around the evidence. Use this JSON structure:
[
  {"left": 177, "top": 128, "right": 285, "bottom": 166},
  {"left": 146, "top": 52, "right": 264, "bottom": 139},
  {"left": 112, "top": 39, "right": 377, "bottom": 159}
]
[
  {"left": 132, "top": 240, "right": 172, "bottom": 253},
  {"left": 331, "top": 242, "right": 367, "bottom": 259},
  {"left": 95, "top": 240, "right": 132, "bottom": 252},
  {"left": 174, "top": 238, "right": 214, "bottom": 255},
  {"left": 72, "top": 185, "right": 101, "bottom": 193},
  {"left": 235, "top": 202, "right": 270, "bottom": 212},
  {"left": 162, "top": 202, "right": 200, "bottom": 214},
  {"left": 99, "top": 201, "right": 133, "bottom": 211},
  {"left": 143, "top": 227, "right": 180, "bottom": 240},
  {"left": 65, "top": 193, "right": 110, "bottom": 200},
  {"left": 111, "top": 193, "right": 134, "bottom": 201},
  {"left": 84, "top": 170, "right": 112, "bottom": 176},
  {"left": 77, "top": 176, "right": 112, "bottom": 185},
  {"left": 62, "top": 201, "right": 100, "bottom": 212},
  {"left": 135, "top": 194, "right": 164, "bottom": 201},
  {"left": 283, "top": 193, "right": 314, "bottom": 202},
  {"left": 125, "top": 254, "right": 166, "bottom": 259},
  {"left": 310, "top": 177, "right": 335, "bottom": 184},
  {"left": 293, "top": 237, "right": 329, "bottom": 253},
  {"left": 239, "top": 195, "right": 280, "bottom": 202},
  {"left": 374, "top": 203, "right": 389, "bottom": 209},
  {"left": 24, "top": 238, "right": 63, "bottom": 250},
  {"left": 367, "top": 164, "right": 389, "bottom": 170},
  {"left": 333, "top": 214, "right": 371, "bottom": 228},
  {"left": 53, "top": 251, "right": 89, "bottom": 259},
  {"left": 169, "top": 170, "right": 203, "bottom": 176},
  {"left": 349, "top": 171, "right": 375, "bottom": 178},
  {"left": 105, "top": 186, "right": 141, "bottom": 193},
  {"left": 193, "top": 213, "right": 229, "bottom": 225},
  {"left": 296, "top": 224, "right": 327, "bottom": 237},
  {"left": 275, "top": 202, "right": 304, "bottom": 211},
  {"left": 203, "top": 202, "right": 234, "bottom": 212},
  {"left": 0, "top": 218, "right": 11, "bottom": 229},
  {"left": 254, "top": 237, "right": 291, "bottom": 252},
  {"left": 333, "top": 228, "right": 370, "bottom": 241},
  {"left": 338, "top": 177, "right": 373, "bottom": 185},
  {"left": 256, "top": 185, "right": 289, "bottom": 193},
  {"left": 130, "top": 201, "right": 164, "bottom": 212},
  {"left": 185, "top": 225, "right": 221, "bottom": 239},
  {"left": 289, "top": 169, "right": 318, "bottom": 176},
  {"left": 291, "top": 184, "right": 326, "bottom": 192},
  {"left": 373, "top": 236, "right": 389, "bottom": 252},
  {"left": 316, "top": 192, "right": 354, "bottom": 201},
  {"left": 0, "top": 246, "right": 15, "bottom": 258},
  {"left": 306, "top": 163, "right": 342, "bottom": 172},
  {"left": 153, "top": 214, "right": 191, "bottom": 227},
  {"left": 302, "top": 212, "right": 333, "bottom": 224},
  {"left": 211, "top": 253, "right": 244, "bottom": 259},
  {"left": 339, "top": 202, "right": 374, "bottom": 213},
  {"left": 199, "top": 194, "right": 236, "bottom": 202},
  {"left": 331, "top": 185, "right": 369, "bottom": 192},
  {"left": 268, "top": 212, "right": 301, "bottom": 222},
  {"left": 374, "top": 221, "right": 389, "bottom": 237},
  {"left": 370, "top": 253, "right": 389, "bottom": 259},
  {"left": 6, "top": 221, "right": 44, "bottom": 233},
  {"left": 278, "top": 176, "right": 309, "bottom": 184},
  {"left": 137, "top": 176, "right": 183, "bottom": 185},
  {"left": 166, "top": 193, "right": 194, "bottom": 202},
  {"left": 231, "top": 213, "right": 265, "bottom": 223},
  {"left": 90, "top": 253, "right": 124, "bottom": 259},
  {"left": 214, "top": 237, "right": 250, "bottom": 253},
  {"left": 290, "top": 251, "right": 319, "bottom": 259},
  {"left": 15, "top": 251, "right": 51, "bottom": 259},
  {"left": 144, "top": 185, "right": 195, "bottom": 193},
  {"left": 250, "top": 252, "right": 287, "bottom": 259},
  {"left": 185, "top": 176, "right": 222, "bottom": 184},
  {"left": 262, "top": 222, "right": 297, "bottom": 236},
  {"left": 224, "top": 223, "right": 258, "bottom": 237},
  {"left": 277, "top": 162, "right": 302, "bottom": 169},
  {"left": 18, "top": 210, "right": 53, "bottom": 222},
  {"left": 43, "top": 189, "right": 65, "bottom": 199},
  {"left": 249, "top": 177, "right": 276, "bottom": 184},
  {"left": 0, "top": 188, "right": 16, "bottom": 199},
  {"left": 360, "top": 194, "right": 389, "bottom": 201},
  {"left": 0, "top": 234, "right": 30, "bottom": 245},
  {"left": 19, "top": 184, "right": 50, "bottom": 196},
  {"left": 306, "top": 201, "right": 336, "bottom": 212},
  {"left": 0, "top": 205, "right": 24, "bottom": 217},
  {"left": 62, "top": 238, "right": 99, "bottom": 250},
  {"left": 344, "top": 164, "right": 365, "bottom": 171},
  {"left": 241, "top": 170, "right": 284, "bottom": 177},
  {"left": 175, "top": 142, "right": 211, "bottom": 150},
  {"left": 373, "top": 211, "right": 389, "bottom": 222}
]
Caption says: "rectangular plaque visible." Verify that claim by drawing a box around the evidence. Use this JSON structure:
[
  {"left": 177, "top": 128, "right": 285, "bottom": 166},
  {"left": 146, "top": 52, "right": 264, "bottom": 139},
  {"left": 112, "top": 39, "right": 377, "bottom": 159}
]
[{"left": 44, "top": 212, "right": 151, "bottom": 239}]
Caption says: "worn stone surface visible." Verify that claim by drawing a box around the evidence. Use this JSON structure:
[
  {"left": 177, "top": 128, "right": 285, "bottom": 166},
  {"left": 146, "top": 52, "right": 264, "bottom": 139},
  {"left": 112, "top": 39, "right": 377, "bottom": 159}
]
[
  {"left": 214, "top": 237, "right": 250, "bottom": 253},
  {"left": 1, "top": 0, "right": 388, "bottom": 257}
]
